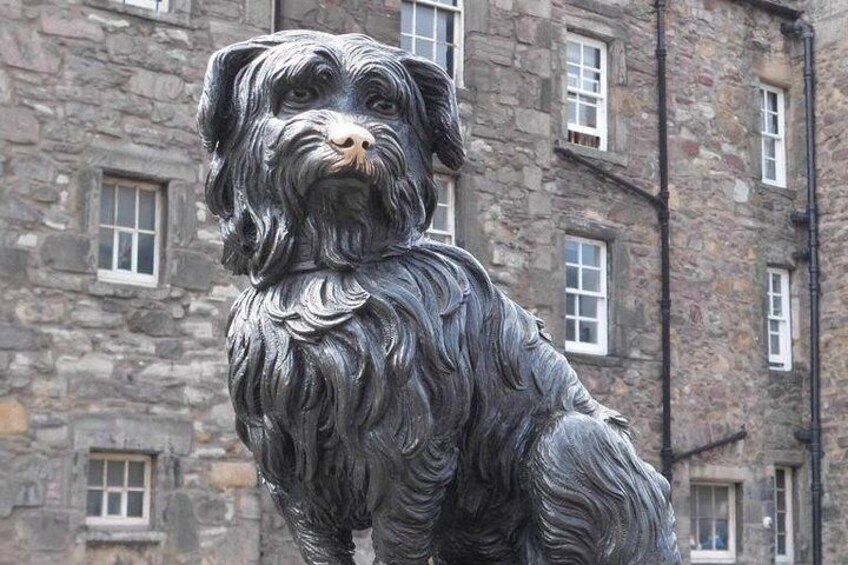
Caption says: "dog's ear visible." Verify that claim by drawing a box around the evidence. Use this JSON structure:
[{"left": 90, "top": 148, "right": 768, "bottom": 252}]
[
  {"left": 197, "top": 38, "right": 278, "bottom": 153},
  {"left": 401, "top": 56, "right": 465, "bottom": 170}
]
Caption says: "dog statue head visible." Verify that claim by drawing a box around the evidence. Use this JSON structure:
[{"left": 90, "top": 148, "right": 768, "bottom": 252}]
[{"left": 197, "top": 31, "right": 465, "bottom": 287}]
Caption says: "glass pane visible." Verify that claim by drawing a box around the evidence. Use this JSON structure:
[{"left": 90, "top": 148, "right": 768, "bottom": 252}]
[
  {"left": 765, "top": 158, "right": 776, "bottom": 181},
  {"left": 117, "top": 232, "right": 133, "bottom": 271},
  {"left": 566, "top": 318, "right": 575, "bottom": 341},
  {"left": 767, "top": 91, "right": 778, "bottom": 113},
  {"left": 582, "top": 269, "right": 600, "bottom": 292},
  {"left": 567, "top": 99, "right": 577, "bottom": 123},
  {"left": 432, "top": 206, "right": 448, "bottom": 232},
  {"left": 401, "top": 34, "right": 412, "bottom": 52},
  {"left": 99, "top": 185, "right": 115, "bottom": 225},
  {"left": 566, "top": 42, "right": 580, "bottom": 64},
  {"left": 582, "top": 243, "right": 601, "bottom": 267},
  {"left": 579, "top": 296, "right": 598, "bottom": 318},
  {"left": 87, "top": 490, "right": 103, "bottom": 517},
  {"left": 566, "top": 266, "right": 579, "bottom": 289},
  {"left": 435, "top": 179, "right": 448, "bottom": 205},
  {"left": 414, "top": 37, "right": 434, "bottom": 59},
  {"left": 128, "top": 461, "right": 145, "bottom": 487},
  {"left": 117, "top": 186, "right": 136, "bottom": 228},
  {"left": 690, "top": 517, "right": 698, "bottom": 549},
  {"left": 583, "top": 45, "right": 600, "bottom": 69},
  {"left": 580, "top": 103, "right": 597, "bottom": 128},
  {"left": 769, "top": 112, "right": 780, "bottom": 135},
  {"left": 777, "top": 533, "right": 786, "bottom": 555},
  {"left": 567, "top": 64, "right": 580, "bottom": 89},
  {"left": 138, "top": 190, "right": 156, "bottom": 231},
  {"left": 401, "top": 2, "right": 412, "bottom": 34},
  {"left": 415, "top": 4, "right": 434, "bottom": 38},
  {"left": 698, "top": 486, "right": 713, "bottom": 518},
  {"left": 137, "top": 233, "right": 155, "bottom": 275},
  {"left": 777, "top": 512, "right": 786, "bottom": 531},
  {"left": 776, "top": 469, "right": 786, "bottom": 488},
  {"left": 777, "top": 493, "right": 786, "bottom": 511},
  {"left": 566, "top": 241, "right": 579, "bottom": 264},
  {"left": 98, "top": 228, "right": 114, "bottom": 270},
  {"left": 770, "top": 333, "right": 781, "bottom": 355},
  {"left": 764, "top": 138, "right": 777, "bottom": 159},
  {"left": 127, "top": 491, "right": 144, "bottom": 517},
  {"left": 772, "top": 295, "right": 782, "bottom": 316},
  {"left": 88, "top": 459, "right": 104, "bottom": 486},
  {"left": 436, "top": 10, "right": 454, "bottom": 43},
  {"left": 714, "top": 487, "right": 729, "bottom": 518},
  {"left": 107, "top": 492, "right": 122, "bottom": 515},
  {"left": 714, "top": 519, "right": 729, "bottom": 550},
  {"left": 566, "top": 293, "right": 576, "bottom": 316},
  {"left": 771, "top": 273, "right": 781, "bottom": 292},
  {"left": 578, "top": 320, "right": 597, "bottom": 344},
  {"left": 698, "top": 518, "right": 713, "bottom": 549},
  {"left": 106, "top": 460, "right": 125, "bottom": 487},
  {"left": 582, "top": 69, "right": 600, "bottom": 93},
  {"left": 435, "top": 43, "right": 449, "bottom": 72}
]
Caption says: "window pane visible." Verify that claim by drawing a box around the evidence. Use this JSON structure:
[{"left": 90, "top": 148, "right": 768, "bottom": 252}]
[
  {"left": 436, "top": 10, "right": 454, "bottom": 43},
  {"left": 777, "top": 533, "right": 786, "bottom": 555},
  {"left": 99, "top": 185, "right": 115, "bottom": 225},
  {"left": 580, "top": 103, "right": 597, "bottom": 128},
  {"left": 582, "top": 243, "right": 601, "bottom": 267},
  {"left": 567, "top": 99, "right": 577, "bottom": 123},
  {"left": 106, "top": 460, "right": 125, "bottom": 487},
  {"left": 772, "top": 295, "right": 782, "bottom": 316},
  {"left": 765, "top": 158, "right": 776, "bottom": 181},
  {"left": 566, "top": 266, "right": 579, "bottom": 288},
  {"left": 714, "top": 519, "right": 729, "bottom": 550},
  {"left": 401, "top": 2, "right": 412, "bottom": 34},
  {"left": 117, "top": 232, "right": 133, "bottom": 271},
  {"left": 137, "top": 233, "right": 155, "bottom": 275},
  {"left": 698, "top": 486, "right": 713, "bottom": 518},
  {"left": 107, "top": 492, "right": 122, "bottom": 515},
  {"left": 714, "top": 486, "right": 729, "bottom": 518},
  {"left": 764, "top": 138, "right": 777, "bottom": 160},
  {"left": 127, "top": 491, "right": 144, "bottom": 517},
  {"left": 583, "top": 45, "right": 600, "bottom": 69},
  {"left": 582, "top": 69, "right": 600, "bottom": 93},
  {"left": 138, "top": 190, "right": 156, "bottom": 231},
  {"left": 432, "top": 206, "right": 448, "bottom": 232},
  {"left": 777, "top": 493, "right": 786, "bottom": 511},
  {"left": 578, "top": 320, "right": 597, "bottom": 343},
  {"left": 415, "top": 4, "right": 434, "bottom": 37},
  {"left": 579, "top": 296, "right": 598, "bottom": 318},
  {"left": 401, "top": 34, "right": 412, "bottom": 52},
  {"left": 87, "top": 490, "right": 103, "bottom": 517},
  {"left": 567, "top": 64, "right": 580, "bottom": 89},
  {"left": 777, "top": 512, "right": 786, "bottom": 532},
  {"left": 776, "top": 469, "right": 786, "bottom": 488},
  {"left": 117, "top": 186, "right": 136, "bottom": 227},
  {"left": 566, "top": 318, "right": 576, "bottom": 341},
  {"left": 98, "top": 228, "right": 114, "bottom": 270},
  {"left": 566, "top": 293, "right": 576, "bottom": 316},
  {"left": 566, "top": 242, "right": 579, "bottom": 264},
  {"left": 582, "top": 269, "right": 600, "bottom": 292},
  {"left": 770, "top": 333, "right": 781, "bottom": 355},
  {"left": 88, "top": 459, "right": 104, "bottom": 487},
  {"left": 769, "top": 112, "right": 780, "bottom": 135},
  {"left": 698, "top": 518, "right": 713, "bottom": 549},
  {"left": 767, "top": 91, "right": 778, "bottom": 113},
  {"left": 566, "top": 42, "right": 580, "bottom": 64},
  {"left": 436, "top": 43, "right": 450, "bottom": 73},
  {"left": 414, "top": 37, "right": 434, "bottom": 59},
  {"left": 128, "top": 461, "right": 145, "bottom": 487}
]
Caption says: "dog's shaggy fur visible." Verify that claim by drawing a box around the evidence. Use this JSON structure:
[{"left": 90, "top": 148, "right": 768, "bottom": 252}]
[{"left": 198, "top": 30, "right": 681, "bottom": 564}]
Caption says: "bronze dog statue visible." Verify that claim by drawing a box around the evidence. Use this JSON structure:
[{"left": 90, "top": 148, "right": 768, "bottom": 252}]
[{"left": 198, "top": 30, "right": 680, "bottom": 564}]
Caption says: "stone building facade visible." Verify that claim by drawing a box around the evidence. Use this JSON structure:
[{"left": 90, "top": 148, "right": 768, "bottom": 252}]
[{"left": 0, "top": 0, "right": 845, "bottom": 564}]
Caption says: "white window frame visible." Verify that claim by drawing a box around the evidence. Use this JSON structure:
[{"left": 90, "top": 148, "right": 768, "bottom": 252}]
[
  {"left": 425, "top": 173, "right": 456, "bottom": 245},
  {"left": 400, "top": 0, "right": 464, "bottom": 87},
  {"left": 118, "top": 0, "right": 169, "bottom": 13},
  {"left": 566, "top": 34, "right": 608, "bottom": 151},
  {"left": 774, "top": 467, "right": 795, "bottom": 563},
  {"left": 691, "top": 482, "right": 737, "bottom": 564},
  {"left": 86, "top": 453, "right": 152, "bottom": 528},
  {"left": 97, "top": 177, "right": 162, "bottom": 288},
  {"left": 760, "top": 84, "right": 787, "bottom": 187},
  {"left": 565, "top": 236, "right": 608, "bottom": 356},
  {"left": 767, "top": 268, "right": 792, "bottom": 371}
]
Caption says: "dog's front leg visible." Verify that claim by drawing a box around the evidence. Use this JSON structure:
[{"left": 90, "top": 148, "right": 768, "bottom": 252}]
[
  {"left": 270, "top": 490, "right": 356, "bottom": 565},
  {"left": 370, "top": 444, "right": 458, "bottom": 565}
]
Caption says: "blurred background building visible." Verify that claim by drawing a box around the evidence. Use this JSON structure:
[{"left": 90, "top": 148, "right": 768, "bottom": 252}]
[{"left": 0, "top": 0, "right": 846, "bottom": 563}]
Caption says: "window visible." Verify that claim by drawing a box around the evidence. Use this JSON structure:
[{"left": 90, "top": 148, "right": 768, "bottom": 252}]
[
  {"left": 86, "top": 453, "right": 152, "bottom": 527},
  {"left": 774, "top": 467, "right": 794, "bottom": 563},
  {"left": 566, "top": 35, "right": 608, "bottom": 150},
  {"left": 115, "top": 0, "right": 169, "bottom": 12},
  {"left": 760, "top": 85, "right": 786, "bottom": 187},
  {"left": 401, "top": 0, "right": 463, "bottom": 83},
  {"left": 565, "top": 237, "right": 608, "bottom": 355},
  {"left": 425, "top": 174, "right": 456, "bottom": 244},
  {"left": 97, "top": 177, "right": 162, "bottom": 287},
  {"left": 691, "top": 483, "right": 737, "bottom": 563},
  {"left": 767, "top": 268, "right": 792, "bottom": 371}
]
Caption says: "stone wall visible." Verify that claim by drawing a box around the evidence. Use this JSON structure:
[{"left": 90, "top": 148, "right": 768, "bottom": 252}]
[{"left": 1, "top": 0, "right": 846, "bottom": 564}]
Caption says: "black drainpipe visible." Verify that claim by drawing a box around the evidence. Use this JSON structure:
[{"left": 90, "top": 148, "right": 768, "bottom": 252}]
[
  {"left": 271, "top": 0, "right": 282, "bottom": 32},
  {"left": 781, "top": 18, "right": 822, "bottom": 565},
  {"left": 655, "top": 0, "right": 673, "bottom": 485}
]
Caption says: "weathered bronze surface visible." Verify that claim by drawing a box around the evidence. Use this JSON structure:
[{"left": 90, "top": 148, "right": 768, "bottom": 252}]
[{"left": 198, "top": 30, "right": 681, "bottom": 564}]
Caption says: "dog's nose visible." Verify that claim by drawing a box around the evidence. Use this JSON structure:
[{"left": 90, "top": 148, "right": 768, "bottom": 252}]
[{"left": 327, "top": 123, "right": 375, "bottom": 154}]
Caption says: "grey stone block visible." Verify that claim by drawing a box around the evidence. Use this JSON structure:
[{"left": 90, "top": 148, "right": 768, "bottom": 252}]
[
  {"left": 73, "top": 414, "right": 193, "bottom": 455},
  {"left": 20, "top": 511, "right": 70, "bottom": 551},
  {"left": 0, "top": 324, "right": 44, "bottom": 350},
  {"left": 0, "top": 247, "right": 29, "bottom": 281},
  {"left": 170, "top": 250, "right": 219, "bottom": 292},
  {"left": 164, "top": 492, "right": 199, "bottom": 553},
  {"left": 41, "top": 234, "right": 93, "bottom": 274},
  {"left": 128, "top": 310, "right": 181, "bottom": 337}
]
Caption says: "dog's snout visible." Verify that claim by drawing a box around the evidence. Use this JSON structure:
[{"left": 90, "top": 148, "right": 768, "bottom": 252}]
[{"left": 328, "top": 123, "right": 375, "bottom": 154}]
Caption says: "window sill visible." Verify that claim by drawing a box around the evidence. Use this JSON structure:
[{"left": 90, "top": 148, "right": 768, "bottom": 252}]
[
  {"left": 561, "top": 142, "right": 628, "bottom": 168},
  {"left": 84, "top": 0, "right": 194, "bottom": 28},
  {"left": 564, "top": 351, "right": 624, "bottom": 368},
  {"left": 81, "top": 529, "right": 166, "bottom": 545},
  {"left": 755, "top": 181, "right": 797, "bottom": 199}
]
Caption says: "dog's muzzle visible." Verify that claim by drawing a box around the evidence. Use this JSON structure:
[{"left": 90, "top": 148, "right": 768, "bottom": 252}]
[{"left": 327, "top": 122, "right": 375, "bottom": 175}]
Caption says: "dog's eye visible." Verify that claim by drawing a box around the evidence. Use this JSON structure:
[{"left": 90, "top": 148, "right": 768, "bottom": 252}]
[
  {"left": 367, "top": 97, "right": 399, "bottom": 117},
  {"left": 283, "top": 87, "right": 319, "bottom": 107}
]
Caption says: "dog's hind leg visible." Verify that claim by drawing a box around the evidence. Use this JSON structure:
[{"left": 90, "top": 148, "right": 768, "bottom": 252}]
[{"left": 528, "top": 412, "right": 681, "bottom": 565}]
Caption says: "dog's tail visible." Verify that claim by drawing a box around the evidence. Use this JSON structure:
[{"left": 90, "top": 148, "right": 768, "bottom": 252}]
[{"left": 528, "top": 412, "right": 681, "bottom": 565}]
